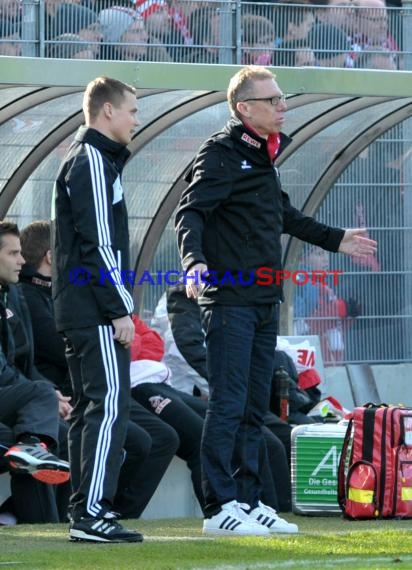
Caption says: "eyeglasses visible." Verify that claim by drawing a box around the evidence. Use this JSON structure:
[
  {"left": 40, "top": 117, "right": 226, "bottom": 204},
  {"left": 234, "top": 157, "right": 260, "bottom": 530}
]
[{"left": 242, "top": 94, "right": 286, "bottom": 106}]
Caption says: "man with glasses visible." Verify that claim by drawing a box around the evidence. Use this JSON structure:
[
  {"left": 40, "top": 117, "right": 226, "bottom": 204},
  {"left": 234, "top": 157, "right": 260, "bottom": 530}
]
[{"left": 176, "top": 65, "right": 377, "bottom": 536}]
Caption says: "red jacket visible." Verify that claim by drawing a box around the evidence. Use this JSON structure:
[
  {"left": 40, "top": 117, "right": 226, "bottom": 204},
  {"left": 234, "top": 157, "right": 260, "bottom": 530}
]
[{"left": 130, "top": 314, "right": 165, "bottom": 362}]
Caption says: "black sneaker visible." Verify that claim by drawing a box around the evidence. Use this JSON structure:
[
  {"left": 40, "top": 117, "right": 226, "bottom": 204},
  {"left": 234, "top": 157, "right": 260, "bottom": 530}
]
[
  {"left": 70, "top": 513, "right": 143, "bottom": 543},
  {"left": 5, "top": 439, "right": 70, "bottom": 485}
]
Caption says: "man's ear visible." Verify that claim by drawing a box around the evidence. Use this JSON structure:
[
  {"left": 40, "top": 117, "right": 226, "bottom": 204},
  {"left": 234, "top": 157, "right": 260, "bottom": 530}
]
[
  {"left": 45, "top": 249, "right": 52, "bottom": 266},
  {"left": 103, "top": 101, "right": 113, "bottom": 119},
  {"left": 236, "top": 101, "right": 249, "bottom": 119}
]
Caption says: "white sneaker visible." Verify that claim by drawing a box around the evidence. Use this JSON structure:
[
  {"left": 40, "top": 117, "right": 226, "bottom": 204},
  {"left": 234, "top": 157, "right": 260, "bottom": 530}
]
[
  {"left": 203, "top": 500, "right": 270, "bottom": 536},
  {"left": 247, "top": 501, "right": 299, "bottom": 534}
]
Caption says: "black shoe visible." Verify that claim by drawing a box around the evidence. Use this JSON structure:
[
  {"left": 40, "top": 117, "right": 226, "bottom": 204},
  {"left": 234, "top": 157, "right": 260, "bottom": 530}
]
[{"left": 69, "top": 513, "right": 143, "bottom": 543}]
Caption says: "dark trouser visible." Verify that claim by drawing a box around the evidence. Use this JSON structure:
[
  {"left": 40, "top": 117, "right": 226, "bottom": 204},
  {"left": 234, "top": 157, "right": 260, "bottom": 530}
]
[
  {"left": 262, "top": 425, "right": 292, "bottom": 512},
  {"left": 201, "top": 304, "right": 278, "bottom": 517},
  {"left": 0, "top": 383, "right": 69, "bottom": 523},
  {"left": 65, "top": 325, "right": 131, "bottom": 521},
  {"left": 55, "top": 420, "right": 71, "bottom": 522},
  {"left": 113, "top": 399, "right": 178, "bottom": 519},
  {"left": 131, "top": 383, "right": 207, "bottom": 508},
  {"left": 0, "top": 380, "right": 59, "bottom": 445},
  {"left": 263, "top": 411, "right": 292, "bottom": 465},
  {"left": 236, "top": 435, "right": 279, "bottom": 511}
]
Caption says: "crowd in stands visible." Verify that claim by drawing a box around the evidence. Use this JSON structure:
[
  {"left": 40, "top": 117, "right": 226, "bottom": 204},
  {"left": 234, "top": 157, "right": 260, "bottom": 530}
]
[
  {"left": 0, "top": 0, "right": 403, "bottom": 69},
  {"left": 0, "top": 219, "right": 327, "bottom": 525}
]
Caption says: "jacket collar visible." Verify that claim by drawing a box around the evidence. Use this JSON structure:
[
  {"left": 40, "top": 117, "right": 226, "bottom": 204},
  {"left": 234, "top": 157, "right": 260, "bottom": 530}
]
[
  {"left": 19, "top": 265, "right": 51, "bottom": 290},
  {"left": 75, "top": 126, "right": 131, "bottom": 164},
  {"left": 225, "top": 118, "right": 292, "bottom": 159}
]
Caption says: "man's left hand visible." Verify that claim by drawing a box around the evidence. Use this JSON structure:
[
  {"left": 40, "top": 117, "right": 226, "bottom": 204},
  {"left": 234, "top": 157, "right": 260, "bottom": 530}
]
[
  {"left": 338, "top": 228, "right": 377, "bottom": 258},
  {"left": 56, "top": 389, "right": 72, "bottom": 421}
]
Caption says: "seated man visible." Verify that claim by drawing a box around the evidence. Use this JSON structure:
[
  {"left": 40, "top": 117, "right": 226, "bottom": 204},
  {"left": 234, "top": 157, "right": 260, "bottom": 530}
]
[{"left": 0, "top": 221, "right": 70, "bottom": 523}]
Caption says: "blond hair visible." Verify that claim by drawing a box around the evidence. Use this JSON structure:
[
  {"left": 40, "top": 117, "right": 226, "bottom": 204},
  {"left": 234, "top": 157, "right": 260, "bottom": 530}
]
[{"left": 227, "top": 65, "right": 276, "bottom": 118}]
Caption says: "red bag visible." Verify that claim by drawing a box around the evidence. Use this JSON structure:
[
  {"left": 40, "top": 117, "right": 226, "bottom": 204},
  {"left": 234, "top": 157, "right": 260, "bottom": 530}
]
[{"left": 338, "top": 403, "right": 412, "bottom": 519}]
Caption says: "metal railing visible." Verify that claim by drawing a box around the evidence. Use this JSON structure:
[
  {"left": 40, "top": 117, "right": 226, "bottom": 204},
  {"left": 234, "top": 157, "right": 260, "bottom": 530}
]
[{"left": 0, "top": 0, "right": 410, "bottom": 68}]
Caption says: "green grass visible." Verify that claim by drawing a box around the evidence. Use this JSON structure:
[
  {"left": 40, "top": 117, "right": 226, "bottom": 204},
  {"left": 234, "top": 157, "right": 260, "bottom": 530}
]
[{"left": 1, "top": 515, "right": 412, "bottom": 569}]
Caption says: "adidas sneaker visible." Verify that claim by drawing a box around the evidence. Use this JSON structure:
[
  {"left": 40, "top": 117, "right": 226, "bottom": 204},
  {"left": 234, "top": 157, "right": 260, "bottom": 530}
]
[
  {"left": 203, "top": 500, "right": 270, "bottom": 536},
  {"left": 5, "top": 438, "right": 70, "bottom": 485},
  {"left": 70, "top": 512, "right": 143, "bottom": 543},
  {"left": 246, "top": 501, "right": 299, "bottom": 534}
]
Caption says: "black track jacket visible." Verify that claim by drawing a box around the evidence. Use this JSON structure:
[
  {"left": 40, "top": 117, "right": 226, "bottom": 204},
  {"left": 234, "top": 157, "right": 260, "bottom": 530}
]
[
  {"left": 0, "top": 284, "right": 49, "bottom": 389},
  {"left": 52, "top": 127, "right": 134, "bottom": 331},
  {"left": 175, "top": 118, "right": 345, "bottom": 306}
]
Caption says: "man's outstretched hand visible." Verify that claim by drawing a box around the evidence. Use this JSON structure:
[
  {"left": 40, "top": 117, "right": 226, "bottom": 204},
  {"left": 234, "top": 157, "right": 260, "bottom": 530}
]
[{"left": 338, "top": 228, "right": 377, "bottom": 259}]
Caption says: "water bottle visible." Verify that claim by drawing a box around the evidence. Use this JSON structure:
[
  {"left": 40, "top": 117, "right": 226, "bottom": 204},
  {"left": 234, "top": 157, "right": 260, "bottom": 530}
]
[{"left": 273, "top": 366, "right": 290, "bottom": 422}]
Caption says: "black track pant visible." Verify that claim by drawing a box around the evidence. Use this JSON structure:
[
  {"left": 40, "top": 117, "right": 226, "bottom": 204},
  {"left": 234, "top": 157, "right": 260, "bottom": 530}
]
[{"left": 65, "top": 325, "right": 131, "bottom": 520}]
